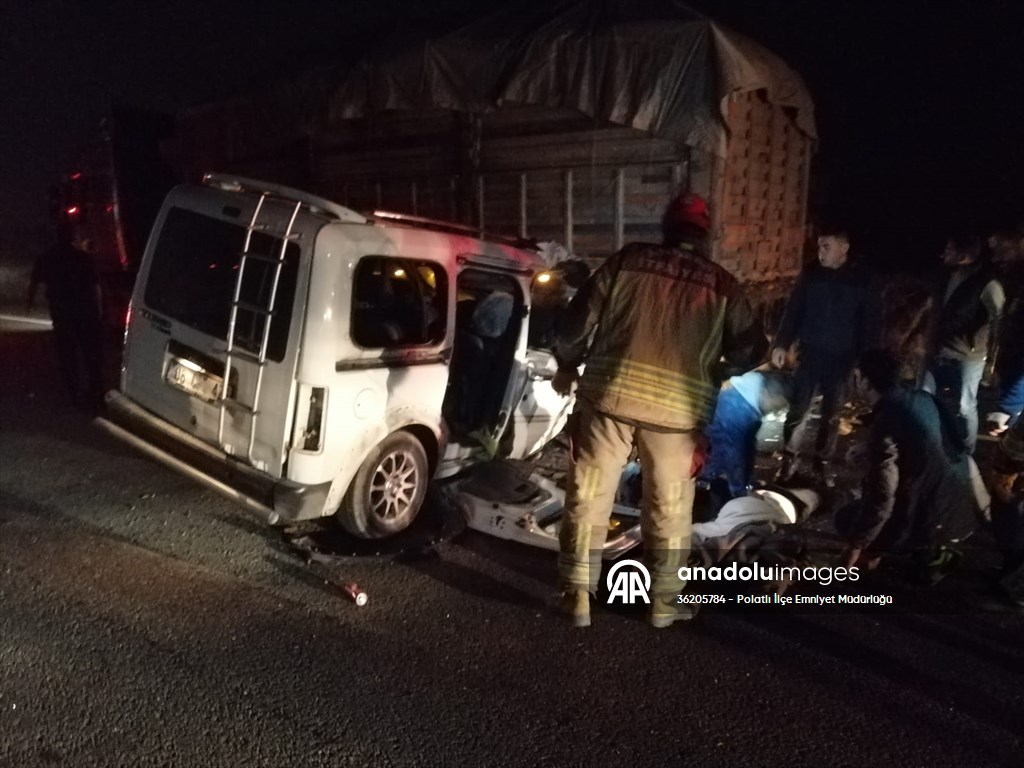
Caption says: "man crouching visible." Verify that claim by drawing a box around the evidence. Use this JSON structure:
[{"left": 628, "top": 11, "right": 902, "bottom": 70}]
[{"left": 836, "top": 349, "right": 981, "bottom": 582}]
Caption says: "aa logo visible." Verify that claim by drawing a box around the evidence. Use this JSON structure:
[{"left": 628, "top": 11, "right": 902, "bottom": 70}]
[{"left": 606, "top": 559, "right": 651, "bottom": 605}]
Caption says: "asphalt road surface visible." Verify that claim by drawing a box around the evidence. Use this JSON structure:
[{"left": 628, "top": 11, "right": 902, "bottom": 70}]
[{"left": 2, "top": 320, "right": 1023, "bottom": 768}]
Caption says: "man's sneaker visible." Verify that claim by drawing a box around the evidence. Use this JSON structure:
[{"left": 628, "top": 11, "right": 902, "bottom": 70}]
[
  {"left": 774, "top": 454, "right": 798, "bottom": 484},
  {"left": 649, "top": 595, "right": 699, "bottom": 629},
  {"left": 921, "top": 547, "right": 962, "bottom": 586},
  {"left": 560, "top": 590, "right": 591, "bottom": 628},
  {"left": 998, "top": 563, "right": 1024, "bottom": 609},
  {"left": 815, "top": 460, "right": 836, "bottom": 490}
]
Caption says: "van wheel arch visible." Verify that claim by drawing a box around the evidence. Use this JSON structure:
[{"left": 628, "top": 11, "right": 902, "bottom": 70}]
[
  {"left": 335, "top": 428, "right": 435, "bottom": 539},
  {"left": 401, "top": 424, "right": 439, "bottom": 476}
]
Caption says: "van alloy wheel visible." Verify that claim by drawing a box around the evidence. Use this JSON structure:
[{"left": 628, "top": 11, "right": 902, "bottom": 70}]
[
  {"left": 337, "top": 431, "right": 429, "bottom": 539},
  {"left": 369, "top": 449, "right": 421, "bottom": 522}
]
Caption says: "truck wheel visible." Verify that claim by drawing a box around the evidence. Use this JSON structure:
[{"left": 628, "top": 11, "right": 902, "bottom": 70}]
[{"left": 337, "top": 431, "right": 429, "bottom": 539}]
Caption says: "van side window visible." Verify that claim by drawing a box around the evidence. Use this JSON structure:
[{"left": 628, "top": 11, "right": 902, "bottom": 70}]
[
  {"left": 352, "top": 259, "right": 448, "bottom": 348},
  {"left": 143, "top": 207, "right": 299, "bottom": 362},
  {"left": 351, "top": 257, "right": 448, "bottom": 348}
]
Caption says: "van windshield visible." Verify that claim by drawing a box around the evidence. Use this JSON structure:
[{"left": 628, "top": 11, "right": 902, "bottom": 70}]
[{"left": 144, "top": 207, "right": 299, "bottom": 362}]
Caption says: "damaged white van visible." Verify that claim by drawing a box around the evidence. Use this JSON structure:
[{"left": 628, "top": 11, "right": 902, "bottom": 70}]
[{"left": 100, "top": 175, "right": 573, "bottom": 538}]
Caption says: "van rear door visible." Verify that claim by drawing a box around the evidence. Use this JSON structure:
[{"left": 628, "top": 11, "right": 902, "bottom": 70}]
[{"left": 123, "top": 190, "right": 313, "bottom": 476}]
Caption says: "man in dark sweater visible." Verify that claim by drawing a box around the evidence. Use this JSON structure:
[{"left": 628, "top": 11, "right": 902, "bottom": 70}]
[{"left": 771, "top": 225, "right": 881, "bottom": 486}]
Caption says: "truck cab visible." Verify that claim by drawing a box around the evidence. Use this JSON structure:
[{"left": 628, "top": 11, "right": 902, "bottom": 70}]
[{"left": 101, "top": 175, "right": 573, "bottom": 538}]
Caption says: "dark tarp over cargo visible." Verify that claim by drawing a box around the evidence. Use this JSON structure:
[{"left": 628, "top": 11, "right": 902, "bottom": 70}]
[{"left": 174, "top": 0, "right": 816, "bottom": 167}]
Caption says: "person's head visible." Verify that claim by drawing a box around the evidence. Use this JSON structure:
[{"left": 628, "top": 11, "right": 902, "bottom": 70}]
[
  {"left": 662, "top": 193, "right": 711, "bottom": 246},
  {"left": 987, "top": 224, "right": 1024, "bottom": 266},
  {"left": 556, "top": 259, "right": 591, "bottom": 291},
  {"left": 853, "top": 348, "right": 901, "bottom": 402},
  {"left": 941, "top": 233, "right": 982, "bottom": 268},
  {"left": 816, "top": 225, "right": 851, "bottom": 269}
]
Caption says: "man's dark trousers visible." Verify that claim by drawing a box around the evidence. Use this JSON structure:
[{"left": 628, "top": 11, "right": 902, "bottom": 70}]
[{"left": 783, "top": 349, "right": 851, "bottom": 463}]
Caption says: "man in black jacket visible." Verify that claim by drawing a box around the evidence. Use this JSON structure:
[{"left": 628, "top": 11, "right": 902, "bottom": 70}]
[
  {"left": 928, "top": 233, "right": 1004, "bottom": 453},
  {"left": 771, "top": 225, "right": 881, "bottom": 486},
  {"left": 27, "top": 221, "right": 105, "bottom": 409}
]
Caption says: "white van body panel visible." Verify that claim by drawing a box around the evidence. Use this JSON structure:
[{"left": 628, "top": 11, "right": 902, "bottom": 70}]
[
  {"left": 108, "top": 178, "right": 573, "bottom": 531},
  {"left": 285, "top": 222, "right": 449, "bottom": 495},
  {"left": 122, "top": 186, "right": 317, "bottom": 477}
]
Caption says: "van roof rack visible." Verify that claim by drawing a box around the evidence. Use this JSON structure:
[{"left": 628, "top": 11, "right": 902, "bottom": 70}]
[
  {"left": 202, "top": 174, "right": 366, "bottom": 224},
  {"left": 369, "top": 210, "right": 537, "bottom": 251}
]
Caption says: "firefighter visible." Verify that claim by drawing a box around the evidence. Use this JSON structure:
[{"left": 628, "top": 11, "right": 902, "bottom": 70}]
[{"left": 551, "top": 193, "right": 767, "bottom": 628}]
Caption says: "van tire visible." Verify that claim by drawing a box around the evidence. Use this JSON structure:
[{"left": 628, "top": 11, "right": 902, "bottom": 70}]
[{"left": 337, "top": 431, "right": 429, "bottom": 539}]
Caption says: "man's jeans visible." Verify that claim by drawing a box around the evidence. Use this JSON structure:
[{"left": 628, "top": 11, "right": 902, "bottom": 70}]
[
  {"left": 702, "top": 387, "right": 761, "bottom": 497},
  {"left": 931, "top": 356, "right": 986, "bottom": 453}
]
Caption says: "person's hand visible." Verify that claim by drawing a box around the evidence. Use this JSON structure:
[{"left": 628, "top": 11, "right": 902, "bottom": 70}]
[
  {"left": 839, "top": 546, "right": 880, "bottom": 571},
  {"left": 771, "top": 347, "right": 788, "bottom": 369},
  {"left": 838, "top": 546, "right": 863, "bottom": 569},
  {"left": 982, "top": 359, "right": 997, "bottom": 389},
  {"left": 551, "top": 368, "right": 577, "bottom": 397}
]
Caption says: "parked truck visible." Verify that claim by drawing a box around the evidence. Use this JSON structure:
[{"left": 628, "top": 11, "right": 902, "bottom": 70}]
[
  {"left": 168, "top": 1, "right": 817, "bottom": 314},
  {"left": 65, "top": 2, "right": 816, "bottom": 328}
]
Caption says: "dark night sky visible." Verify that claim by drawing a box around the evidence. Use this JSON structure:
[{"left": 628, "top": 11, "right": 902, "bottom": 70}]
[{"left": 2, "top": 0, "right": 1022, "bottom": 265}]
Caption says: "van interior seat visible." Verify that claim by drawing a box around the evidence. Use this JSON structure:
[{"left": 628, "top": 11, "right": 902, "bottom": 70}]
[{"left": 446, "top": 291, "right": 519, "bottom": 433}]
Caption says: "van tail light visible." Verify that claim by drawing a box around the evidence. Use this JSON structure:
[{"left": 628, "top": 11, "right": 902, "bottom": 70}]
[
  {"left": 119, "top": 300, "right": 134, "bottom": 388},
  {"left": 302, "top": 387, "right": 326, "bottom": 451}
]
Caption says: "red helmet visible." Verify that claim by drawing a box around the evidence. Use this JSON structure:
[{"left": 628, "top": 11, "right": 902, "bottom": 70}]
[{"left": 664, "top": 193, "right": 711, "bottom": 233}]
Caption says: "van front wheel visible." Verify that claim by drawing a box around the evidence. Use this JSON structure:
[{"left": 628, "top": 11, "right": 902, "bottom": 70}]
[{"left": 337, "top": 432, "right": 429, "bottom": 539}]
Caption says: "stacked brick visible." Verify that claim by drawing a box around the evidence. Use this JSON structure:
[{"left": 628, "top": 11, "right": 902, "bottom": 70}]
[{"left": 719, "top": 90, "right": 810, "bottom": 284}]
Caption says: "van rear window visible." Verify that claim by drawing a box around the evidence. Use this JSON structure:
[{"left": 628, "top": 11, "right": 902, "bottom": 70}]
[{"left": 144, "top": 207, "right": 299, "bottom": 362}]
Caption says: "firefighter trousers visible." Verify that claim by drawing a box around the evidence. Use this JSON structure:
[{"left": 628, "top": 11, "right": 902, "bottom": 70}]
[{"left": 558, "top": 403, "right": 696, "bottom": 598}]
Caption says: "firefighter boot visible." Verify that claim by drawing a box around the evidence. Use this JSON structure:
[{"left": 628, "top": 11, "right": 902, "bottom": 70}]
[
  {"left": 557, "top": 523, "right": 606, "bottom": 628},
  {"left": 646, "top": 535, "right": 695, "bottom": 628},
  {"left": 649, "top": 595, "right": 699, "bottom": 628},
  {"left": 560, "top": 590, "right": 592, "bottom": 628}
]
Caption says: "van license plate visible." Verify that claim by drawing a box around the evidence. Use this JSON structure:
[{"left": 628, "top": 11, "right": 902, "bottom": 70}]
[{"left": 165, "top": 359, "right": 224, "bottom": 402}]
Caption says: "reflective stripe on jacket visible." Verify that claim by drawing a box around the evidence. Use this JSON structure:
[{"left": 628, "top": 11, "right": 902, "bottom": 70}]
[{"left": 555, "top": 241, "right": 765, "bottom": 431}]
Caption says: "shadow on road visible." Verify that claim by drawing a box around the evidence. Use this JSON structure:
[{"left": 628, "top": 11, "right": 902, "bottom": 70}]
[
  {"left": 704, "top": 610, "right": 1024, "bottom": 750},
  {"left": 0, "top": 324, "right": 125, "bottom": 448}
]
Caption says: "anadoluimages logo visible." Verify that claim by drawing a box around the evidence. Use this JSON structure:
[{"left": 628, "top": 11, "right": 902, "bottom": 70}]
[{"left": 606, "top": 559, "right": 651, "bottom": 605}]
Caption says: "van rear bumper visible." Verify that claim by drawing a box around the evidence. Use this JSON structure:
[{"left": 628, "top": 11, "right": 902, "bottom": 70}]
[{"left": 97, "top": 391, "right": 331, "bottom": 523}]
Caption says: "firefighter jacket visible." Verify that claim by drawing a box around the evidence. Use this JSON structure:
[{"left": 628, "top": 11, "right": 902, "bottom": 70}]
[{"left": 554, "top": 241, "right": 766, "bottom": 431}]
